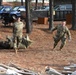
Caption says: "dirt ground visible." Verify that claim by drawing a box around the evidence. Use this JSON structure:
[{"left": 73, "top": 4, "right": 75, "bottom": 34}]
[{"left": 0, "top": 21, "right": 76, "bottom": 74}]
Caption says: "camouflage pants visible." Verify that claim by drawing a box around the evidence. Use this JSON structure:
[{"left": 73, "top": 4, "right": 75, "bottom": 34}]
[
  {"left": 53, "top": 36, "right": 66, "bottom": 49},
  {"left": 13, "top": 35, "right": 22, "bottom": 49}
]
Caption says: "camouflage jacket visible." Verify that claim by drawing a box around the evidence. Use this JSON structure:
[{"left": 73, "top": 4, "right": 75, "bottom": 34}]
[
  {"left": 13, "top": 21, "right": 24, "bottom": 37},
  {"left": 52, "top": 24, "right": 71, "bottom": 40}
]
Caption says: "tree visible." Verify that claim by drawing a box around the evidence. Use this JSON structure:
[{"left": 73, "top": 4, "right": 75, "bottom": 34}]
[
  {"left": 49, "top": 0, "right": 54, "bottom": 30},
  {"left": 42, "top": 0, "right": 44, "bottom": 7},
  {"left": 35, "top": 0, "right": 38, "bottom": 10},
  {"left": 0, "top": 0, "right": 2, "bottom": 5},
  {"left": 25, "top": 0, "right": 33, "bottom": 33},
  {"left": 21, "top": 0, "right": 23, "bottom": 6},
  {"left": 71, "top": 0, "right": 76, "bottom": 30}
]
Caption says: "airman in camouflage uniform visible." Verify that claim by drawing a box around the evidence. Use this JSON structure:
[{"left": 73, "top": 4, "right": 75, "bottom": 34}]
[
  {"left": 51, "top": 21, "right": 71, "bottom": 50},
  {"left": 13, "top": 16, "right": 24, "bottom": 53}
]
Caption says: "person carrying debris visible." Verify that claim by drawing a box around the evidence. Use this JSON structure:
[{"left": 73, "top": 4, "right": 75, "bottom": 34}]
[
  {"left": 51, "top": 21, "right": 71, "bottom": 50},
  {"left": 0, "top": 17, "right": 32, "bottom": 50},
  {"left": 13, "top": 16, "right": 24, "bottom": 53}
]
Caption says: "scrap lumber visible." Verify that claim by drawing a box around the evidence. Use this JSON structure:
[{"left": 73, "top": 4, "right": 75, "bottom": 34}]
[
  {"left": 10, "top": 63, "right": 36, "bottom": 72},
  {"left": 9, "top": 63, "right": 38, "bottom": 75},
  {"left": 0, "top": 64, "right": 38, "bottom": 75}
]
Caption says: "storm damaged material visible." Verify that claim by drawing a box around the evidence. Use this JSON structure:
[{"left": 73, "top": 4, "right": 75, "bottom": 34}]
[
  {"left": 45, "top": 66, "right": 62, "bottom": 75},
  {"left": 0, "top": 63, "right": 38, "bottom": 75},
  {"left": 0, "top": 35, "right": 33, "bottom": 49}
]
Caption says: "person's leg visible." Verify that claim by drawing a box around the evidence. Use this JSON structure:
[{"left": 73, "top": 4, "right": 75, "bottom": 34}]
[
  {"left": 13, "top": 36, "right": 18, "bottom": 54},
  {"left": 17, "top": 35, "right": 22, "bottom": 48},
  {"left": 53, "top": 36, "right": 60, "bottom": 50},
  {"left": 13, "top": 36, "right": 17, "bottom": 49},
  {"left": 60, "top": 37, "right": 66, "bottom": 50}
]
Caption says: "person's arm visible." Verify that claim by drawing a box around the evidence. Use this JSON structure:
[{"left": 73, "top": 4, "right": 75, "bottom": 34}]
[
  {"left": 51, "top": 26, "right": 57, "bottom": 33},
  {"left": 66, "top": 27, "right": 71, "bottom": 41}
]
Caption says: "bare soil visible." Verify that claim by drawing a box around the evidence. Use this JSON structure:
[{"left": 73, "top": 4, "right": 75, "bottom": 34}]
[{"left": 0, "top": 21, "right": 76, "bottom": 74}]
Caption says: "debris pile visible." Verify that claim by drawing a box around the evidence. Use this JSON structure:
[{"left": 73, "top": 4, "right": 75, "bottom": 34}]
[{"left": 0, "top": 63, "right": 38, "bottom": 75}]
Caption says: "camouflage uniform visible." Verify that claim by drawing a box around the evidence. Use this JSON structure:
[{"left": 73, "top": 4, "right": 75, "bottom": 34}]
[
  {"left": 13, "top": 21, "right": 24, "bottom": 49},
  {"left": 52, "top": 24, "right": 71, "bottom": 50}
]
